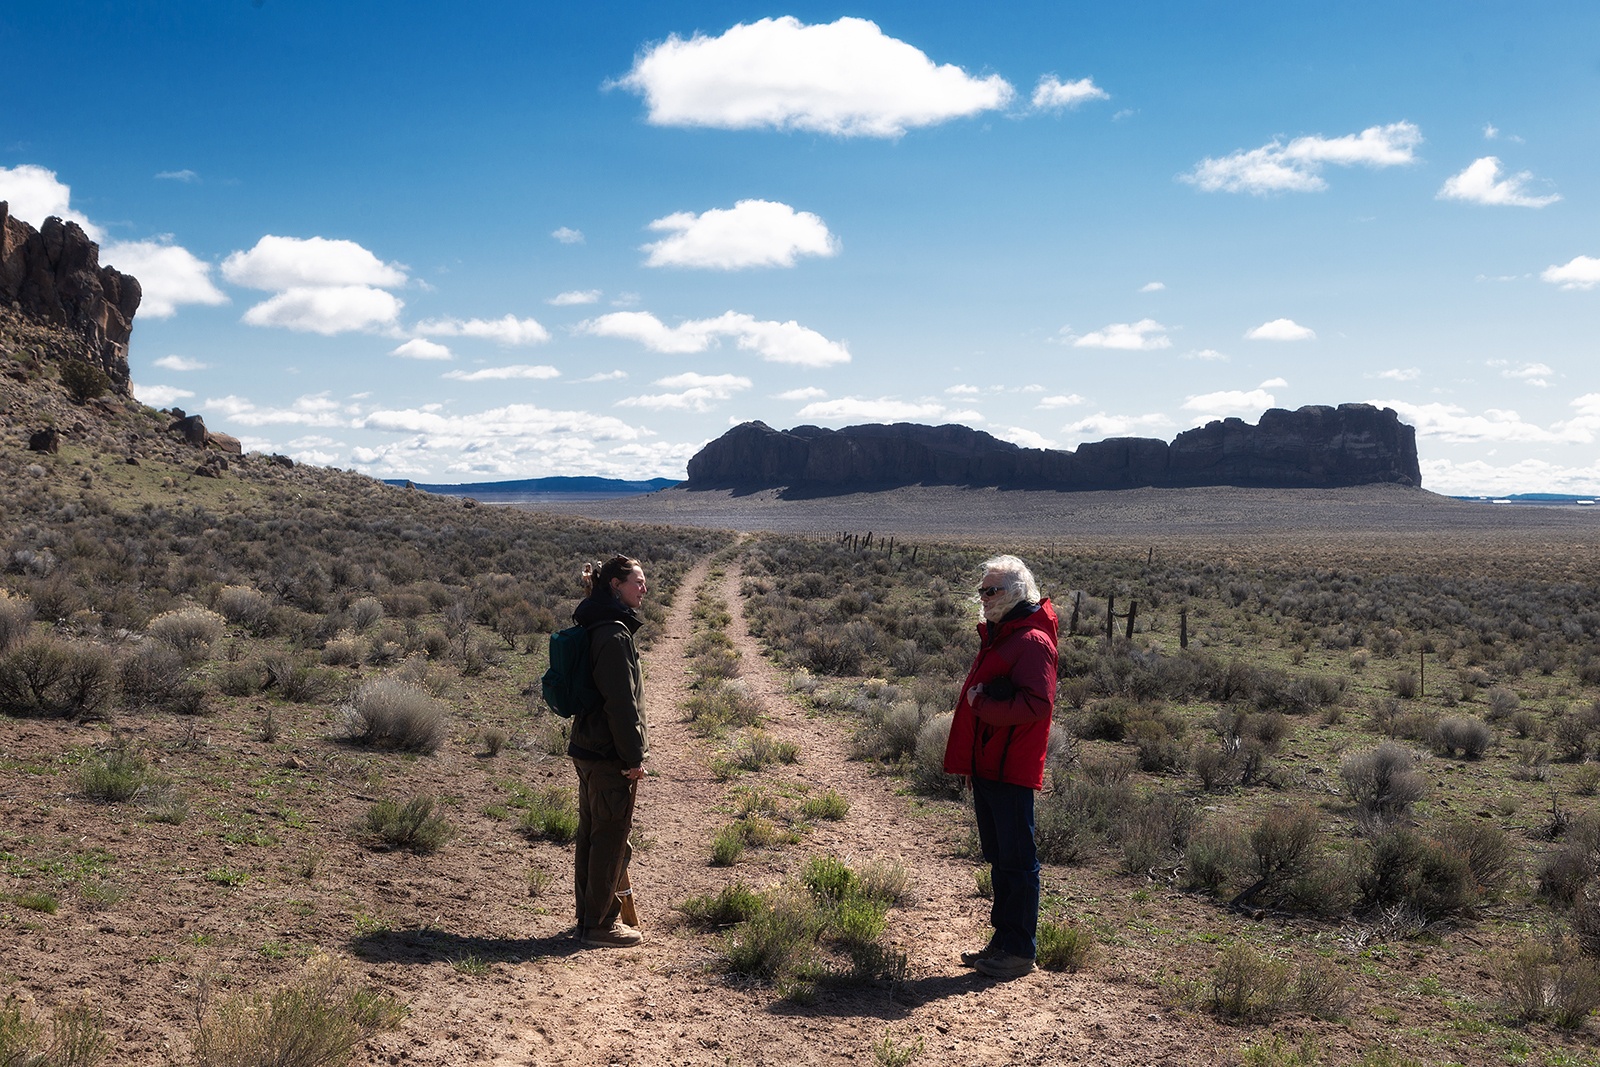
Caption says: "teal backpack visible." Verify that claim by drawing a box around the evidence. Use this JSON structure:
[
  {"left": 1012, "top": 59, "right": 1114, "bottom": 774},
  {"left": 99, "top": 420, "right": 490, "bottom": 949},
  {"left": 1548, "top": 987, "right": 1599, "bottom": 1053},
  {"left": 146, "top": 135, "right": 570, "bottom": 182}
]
[{"left": 540, "top": 623, "right": 604, "bottom": 718}]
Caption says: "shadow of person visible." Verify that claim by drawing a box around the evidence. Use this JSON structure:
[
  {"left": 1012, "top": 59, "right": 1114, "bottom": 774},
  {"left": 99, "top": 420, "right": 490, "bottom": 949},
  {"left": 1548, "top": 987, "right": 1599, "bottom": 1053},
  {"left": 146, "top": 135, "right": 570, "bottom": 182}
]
[
  {"left": 349, "top": 925, "right": 586, "bottom": 966},
  {"left": 764, "top": 972, "right": 988, "bottom": 1020}
]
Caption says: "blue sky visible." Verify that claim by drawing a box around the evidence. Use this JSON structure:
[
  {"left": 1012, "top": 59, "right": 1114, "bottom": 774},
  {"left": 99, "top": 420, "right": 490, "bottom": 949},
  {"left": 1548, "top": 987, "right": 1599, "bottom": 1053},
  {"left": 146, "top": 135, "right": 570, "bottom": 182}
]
[{"left": 4, "top": 1, "right": 1599, "bottom": 494}]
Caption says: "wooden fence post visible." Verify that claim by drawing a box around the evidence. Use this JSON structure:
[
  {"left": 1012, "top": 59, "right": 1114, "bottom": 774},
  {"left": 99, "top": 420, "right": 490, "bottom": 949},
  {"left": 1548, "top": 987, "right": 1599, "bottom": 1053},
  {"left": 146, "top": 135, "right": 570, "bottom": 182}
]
[
  {"left": 1180, "top": 608, "right": 1188, "bottom": 649},
  {"left": 1105, "top": 594, "right": 1115, "bottom": 643},
  {"left": 1126, "top": 600, "right": 1137, "bottom": 641}
]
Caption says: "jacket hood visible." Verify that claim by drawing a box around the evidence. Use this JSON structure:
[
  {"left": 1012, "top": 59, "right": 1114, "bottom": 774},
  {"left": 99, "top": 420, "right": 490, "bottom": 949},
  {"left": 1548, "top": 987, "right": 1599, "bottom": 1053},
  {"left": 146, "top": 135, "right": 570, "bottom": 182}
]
[
  {"left": 574, "top": 591, "right": 642, "bottom": 633},
  {"left": 978, "top": 597, "right": 1058, "bottom": 646}
]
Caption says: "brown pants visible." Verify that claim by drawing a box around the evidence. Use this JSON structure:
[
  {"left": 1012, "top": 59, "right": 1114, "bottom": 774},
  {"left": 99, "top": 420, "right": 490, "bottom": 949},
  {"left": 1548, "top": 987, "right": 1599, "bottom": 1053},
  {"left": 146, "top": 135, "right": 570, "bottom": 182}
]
[{"left": 571, "top": 758, "right": 636, "bottom": 931}]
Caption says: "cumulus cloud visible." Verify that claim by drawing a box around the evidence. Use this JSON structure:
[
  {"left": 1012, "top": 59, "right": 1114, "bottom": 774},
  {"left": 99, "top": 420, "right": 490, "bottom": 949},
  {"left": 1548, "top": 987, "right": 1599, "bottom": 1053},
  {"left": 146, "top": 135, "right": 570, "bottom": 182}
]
[
  {"left": 995, "top": 426, "right": 1057, "bottom": 449},
  {"left": 346, "top": 402, "right": 691, "bottom": 481},
  {"left": 101, "top": 239, "right": 229, "bottom": 318},
  {"left": 1371, "top": 399, "right": 1593, "bottom": 445},
  {"left": 1030, "top": 75, "right": 1108, "bottom": 110},
  {"left": 1422, "top": 456, "right": 1600, "bottom": 497},
  {"left": 945, "top": 384, "right": 980, "bottom": 395},
  {"left": 552, "top": 227, "right": 585, "bottom": 244},
  {"left": 0, "top": 164, "right": 102, "bottom": 239},
  {"left": 205, "top": 392, "right": 347, "bottom": 428},
  {"left": 1246, "top": 318, "right": 1315, "bottom": 341},
  {"left": 1370, "top": 367, "right": 1421, "bottom": 381},
  {"left": 133, "top": 384, "right": 195, "bottom": 408},
  {"left": 1259, "top": 377, "right": 1288, "bottom": 388},
  {"left": 617, "top": 372, "right": 752, "bottom": 412},
  {"left": 549, "top": 290, "right": 601, "bottom": 305},
  {"left": 1059, "top": 412, "right": 1172, "bottom": 446},
  {"left": 413, "top": 315, "right": 551, "bottom": 346},
  {"left": 1493, "top": 361, "right": 1553, "bottom": 387},
  {"left": 1182, "top": 388, "right": 1277, "bottom": 422},
  {"left": 442, "top": 364, "right": 561, "bottom": 381},
  {"left": 775, "top": 386, "right": 827, "bottom": 400},
  {"left": 613, "top": 16, "right": 1014, "bottom": 138},
  {"left": 641, "top": 199, "right": 839, "bottom": 270},
  {"left": 577, "top": 370, "right": 628, "bottom": 382},
  {"left": 389, "top": 339, "right": 453, "bottom": 361},
  {"left": 222, "top": 235, "right": 407, "bottom": 290},
  {"left": 1182, "top": 122, "right": 1421, "bottom": 195},
  {"left": 578, "top": 310, "right": 849, "bottom": 367},
  {"left": 1182, "top": 349, "right": 1229, "bottom": 361},
  {"left": 153, "top": 355, "right": 208, "bottom": 371},
  {"left": 1072, "top": 319, "right": 1170, "bottom": 350},
  {"left": 795, "top": 397, "right": 948, "bottom": 421},
  {"left": 1036, "top": 394, "right": 1086, "bottom": 409},
  {"left": 242, "top": 285, "right": 404, "bottom": 335},
  {"left": 1437, "top": 157, "right": 1559, "bottom": 208},
  {"left": 1542, "top": 255, "right": 1600, "bottom": 291},
  {"left": 1139, "top": 281, "right": 1165, "bottom": 292}
]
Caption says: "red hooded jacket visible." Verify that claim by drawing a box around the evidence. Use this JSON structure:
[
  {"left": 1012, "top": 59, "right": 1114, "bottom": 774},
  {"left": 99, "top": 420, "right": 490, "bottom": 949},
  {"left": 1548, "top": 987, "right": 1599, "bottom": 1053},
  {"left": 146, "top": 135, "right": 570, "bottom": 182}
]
[{"left": 942, "top": 598, "right": 1058, "bottom": 790}]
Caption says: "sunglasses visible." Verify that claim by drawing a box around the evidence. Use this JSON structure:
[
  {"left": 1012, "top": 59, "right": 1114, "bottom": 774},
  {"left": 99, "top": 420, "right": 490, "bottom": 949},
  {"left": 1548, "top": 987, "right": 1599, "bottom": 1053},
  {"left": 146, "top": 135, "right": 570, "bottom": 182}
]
[{"left": 977, "top": 586, "right": 1006, "bottom": 597}]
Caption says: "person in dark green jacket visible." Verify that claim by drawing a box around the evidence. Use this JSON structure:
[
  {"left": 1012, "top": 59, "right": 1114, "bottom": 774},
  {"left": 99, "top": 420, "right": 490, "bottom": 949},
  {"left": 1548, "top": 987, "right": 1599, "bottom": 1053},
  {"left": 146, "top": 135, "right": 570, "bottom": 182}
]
[{"left": 568, "top": 554, "right": 650, "bottom": 947}]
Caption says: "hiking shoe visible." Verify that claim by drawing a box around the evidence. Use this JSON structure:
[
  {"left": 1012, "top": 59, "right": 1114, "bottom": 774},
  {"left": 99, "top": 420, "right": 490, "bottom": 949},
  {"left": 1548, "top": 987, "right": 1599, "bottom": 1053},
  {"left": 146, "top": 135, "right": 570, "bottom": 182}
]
[
  {"left": 974, "top": 952, "right": 1035, "bottom": 979},
  {"left": 581, "top": 922, "right": 644, "bottom": 948},
  {"left": 959, "top": 942, "right": 1000, "bottom": 967}
]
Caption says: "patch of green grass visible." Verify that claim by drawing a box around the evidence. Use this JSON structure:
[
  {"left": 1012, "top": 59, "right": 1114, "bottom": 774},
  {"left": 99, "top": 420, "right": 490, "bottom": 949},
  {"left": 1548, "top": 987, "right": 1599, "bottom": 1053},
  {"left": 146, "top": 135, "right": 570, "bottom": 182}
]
[
  {"left": 363, "top": 795, "right": 456, "bottom": 854},
  {"left": 10, "top": 891, "right": 58, "bottom": 914},
  {"left": 1037, "top": 919, "right": 1094, "bottom": 972},
  {"left": 799, "top": 788, "right": 849, "bottom": 821},
  {"left": 451, "top": 954, "right": 490, "bottom": 976},
  {"left": 204, "top": 867, "right": 248, "bottom": 887},
  {"left": 513, "top": 786, "right": 578, "bottom": 844},
  {"left": 680, "top": 882, "right": 764, "bottom": 927}
]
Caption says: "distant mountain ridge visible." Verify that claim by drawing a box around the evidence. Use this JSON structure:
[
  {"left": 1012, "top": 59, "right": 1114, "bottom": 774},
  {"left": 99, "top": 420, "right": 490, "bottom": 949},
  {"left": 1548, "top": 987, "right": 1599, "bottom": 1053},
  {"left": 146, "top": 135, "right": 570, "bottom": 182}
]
[
  {"left": 686, "top": 404, "right": 1422, "bottom": 491},
  {"left": 384, "top": 476, "right": 678, "bottom": 496}
]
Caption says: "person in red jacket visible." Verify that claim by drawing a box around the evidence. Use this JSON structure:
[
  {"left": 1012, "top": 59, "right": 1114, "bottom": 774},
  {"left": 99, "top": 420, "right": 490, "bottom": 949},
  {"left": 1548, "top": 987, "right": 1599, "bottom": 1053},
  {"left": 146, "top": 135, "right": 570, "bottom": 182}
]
[{"left": 943, "top": 554, "right": 1058, "bottom": 979}]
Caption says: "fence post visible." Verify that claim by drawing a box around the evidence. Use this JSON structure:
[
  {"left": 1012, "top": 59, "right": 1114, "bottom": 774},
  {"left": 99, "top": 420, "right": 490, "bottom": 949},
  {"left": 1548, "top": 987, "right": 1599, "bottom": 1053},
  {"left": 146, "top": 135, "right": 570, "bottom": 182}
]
[
  {"left": 1105, "top": 594, "right": 1115, "bottom": 643},
  {"left": 1070, "top": 591, "right": 1081, "bottom": 636},
  {"left": 1126, "top": 600, "right": 1137, "bottom": 641},
  {"left": 1180, "top": 608, "right": 1188, "bottom": 649},
  {"left": 1419, "top": 649, "right": 1425, "bottom": 698}
]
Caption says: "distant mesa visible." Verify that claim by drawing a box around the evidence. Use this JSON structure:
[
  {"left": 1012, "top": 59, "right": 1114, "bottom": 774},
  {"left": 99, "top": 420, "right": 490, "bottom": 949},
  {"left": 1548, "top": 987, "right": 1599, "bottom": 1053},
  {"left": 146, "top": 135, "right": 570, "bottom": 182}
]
[
  {"left": 0, "top": 203, "right": 140, "bottom": 395},
  {"left": 685, "top": 405, "right": 1421, "bottom": 492},
  {"left": 387, "top": 476, "right": 679, "bottom": 497}
]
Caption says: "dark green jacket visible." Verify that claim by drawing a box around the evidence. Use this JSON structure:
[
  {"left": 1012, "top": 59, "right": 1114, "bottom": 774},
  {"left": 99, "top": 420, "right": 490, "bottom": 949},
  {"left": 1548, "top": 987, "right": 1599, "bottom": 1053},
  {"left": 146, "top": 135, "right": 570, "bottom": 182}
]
[{"left": 566, "top": 593, "right": 648, "bottom": 767}]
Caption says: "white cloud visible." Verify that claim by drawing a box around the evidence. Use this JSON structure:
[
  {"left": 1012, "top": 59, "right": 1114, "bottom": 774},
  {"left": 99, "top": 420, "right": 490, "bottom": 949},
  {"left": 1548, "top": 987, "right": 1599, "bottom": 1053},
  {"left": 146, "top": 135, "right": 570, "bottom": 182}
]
[
  {"left": 796, "top": 397, "right": 948, "bottom": 421},
  {"left": 347, "top": 402, "right": 690, "bottom": 481},
  {"left": 1072, "top": 319, "right": 1170, "bottom": 350},
  {"left": 1245, "top": 318, "right": 1315, "bottom": 341},
  {"left": 413, "top": 314, "right": 551, "bottom": 346},
  {"left": 1370, "top": 367, "right": 1421, "bottom": 381},
  {"left": 1030, "top": 75, "right": 1108, "bottom": 111},
  {"left": 1182, "top": 122, "right": 1421, "bottom": 195},
  {"left": 614, "top": 16, "right": 1014, "bottom": 138},
  {"left": 1541, "top": 255, "right": 1600, "bottom": 291},
  {"left": 1483, "top": 123, "right": 1499, "bottom": 140},
  {"left": 611, "top": 292, "right": 641, "bottom": 307},
  {"left": 133, "top": 384, "right": 195, "bottom": 408},
  {"left": 617, "top": 372, "right": 753, "bottom": 413},
  {"left": 221, "top": 235, "right": 407, "bottom": 290},
  {"left": 0, "top": 164, "right": 102, "bottom": 239},
  {"left": 552, "top": 227, "right": 584, "bottom": 244},
  {"left": 577, "top": 370, "right": 628, "bottom": 382},
  {"left": 100, "top": 239, "right": 229, "bottom": 318},
  {"left": 578, "top": 310, "right": 849, "bottom": 367},
  {"left": 1259, "top": 377, "right": 1288, "bottom": 389},
  {"left": 1036, "top": 394, "right": 1086, "bottom": 409},
  {"left": 641, "top": 199, "right": 838, "bottom": 270},
  {"left": 775, "top": 386, "right": 827, "bottom": 400},
  {"left": 995, "top": 426, "right": 1057, "bottom": 449},
  {"left": 155, "top": 169, "right": 198, "bottom": 182},
  {"left": 1182, "top": 349, "right": 1229, "bottom": 361},
  {"left": 242, "top": 285, "right": 403, "bottom": 335},
  {"left": 548, "top": 290, "right": 601, "bottom": 305},
  {"left": 206, "top": 392, "right": 346, "bottom": 428},
  {"left": 1422, "top": 456, "right": 1600, "bottom": 497},
  {"left": 390, "top": 339, "right": 454, "bottom": 361},
  {"left": 153, "top": 355, "right": 208, "bottom": 371},
  {"left": 1496, "top": 361, "right": 1553, "bottom": 388},
  {"left": 1139, "top": 281, "right": 1165, "bottom": 292},
  {"left": 1182, "top": 389, "right": 1277, "bottom": 422},
  {"left": 1060, "top": 412, "right": 1171, "bottom": 446},
  {"left": 945, "top": 384, "right": 980, "bottom": 395},
  {"left": 1437, "top": 157, "right": 1559, "bottom": 208},
  {"left": 442, "top": 364, "right": 561, "bottom": 381},
  {"left": 945, "top": 409, "right": 984, "bottom": 422},
  {"left": 1373, "top": 400, "right": 1586, "bottom": 444}
]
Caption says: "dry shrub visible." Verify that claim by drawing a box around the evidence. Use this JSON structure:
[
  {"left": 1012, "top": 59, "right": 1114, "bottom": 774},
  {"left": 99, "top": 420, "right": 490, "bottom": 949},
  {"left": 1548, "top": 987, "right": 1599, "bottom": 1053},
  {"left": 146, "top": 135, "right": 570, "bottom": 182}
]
[
  {"left": 1340, "top": 742, "right": 1427, "bottom": 824},
  {"left": 1234, "top": 806, "right": 1319, "bottom": 906},
  {"left": 1432, "top": 716, "right": 1492, "bottom": 759},
  {"left": 146, "top": 607, "right": 225, "bottom": 661},
  {"left": 320, "top": 633, "right": 362, "bottom": 666},
  {"left": 363, "top": 795, "right": 455, "bottom": 853},
  {"left": 349, "top": 596, "right": 385, "bottom": 632},
  {"left": 344, "top": 676, "right": 448, "bottom": 753},
  {"left": 1211, "top": 942, "right": 1291, "bottom": 1021},
  {"left": 0, "top": 636, "right": 116, "bottom": 719},
  {"left": 1297, "top": 957, "right": 1354, "bottom": 1020},
  {"left": 0, "top": 994, "right": 112, "bottom": 1067},
  {"left": 1036, "top": 919, "right": 1094, "bottom": 972},
  {"left": 191, "top": 957, "right": 407, "bottom": 1067},
  {"left": 0, "top": 596, "right": 35, "bottom": 652},
  {"left": 1498, "top": 941, "right": 1600, "bottom": 1028},
  {"left": 1486, "top": 687, "right": 1521, "bottom": 721},
  {"left": 1358, "top": 826, "right": 1475, "bottom": 916},
  {"left": 213, "top": 584, "right": 273, "bottom": 632},
  {"left": 1185, "top": 819, "right": 1249, "bottom": 894},
  {"left": 909, "top": 711, "right": 959, "bottom": 798}
]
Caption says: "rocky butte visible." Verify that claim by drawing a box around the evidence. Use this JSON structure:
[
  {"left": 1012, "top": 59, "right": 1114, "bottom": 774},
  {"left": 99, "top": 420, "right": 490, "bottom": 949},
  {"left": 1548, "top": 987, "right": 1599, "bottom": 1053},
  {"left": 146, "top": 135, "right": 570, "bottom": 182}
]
[
  {"left": 0, "top": 203, "right": 139, "bottom": 394},
  {"left": 685, "top": 404, "right": 1422, "bottom": 492}
]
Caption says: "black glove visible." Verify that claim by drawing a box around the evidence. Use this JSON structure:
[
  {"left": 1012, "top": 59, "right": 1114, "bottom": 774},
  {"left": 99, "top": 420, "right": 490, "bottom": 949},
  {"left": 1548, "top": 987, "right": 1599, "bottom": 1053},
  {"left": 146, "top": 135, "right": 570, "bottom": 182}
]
[{"left": 983, "top": 676, "right": 1016, "bottom": 701}]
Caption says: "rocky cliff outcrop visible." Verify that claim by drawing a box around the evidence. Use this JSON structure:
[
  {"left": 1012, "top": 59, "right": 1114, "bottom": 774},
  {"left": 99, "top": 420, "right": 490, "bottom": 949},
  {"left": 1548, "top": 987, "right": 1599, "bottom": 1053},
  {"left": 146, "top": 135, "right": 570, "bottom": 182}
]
[
  {"left": 0, "top": 203, "right": 139, "bottom": 394},
  {"left": 685, "top": 404, "right": 1422, "bottom": 491}
]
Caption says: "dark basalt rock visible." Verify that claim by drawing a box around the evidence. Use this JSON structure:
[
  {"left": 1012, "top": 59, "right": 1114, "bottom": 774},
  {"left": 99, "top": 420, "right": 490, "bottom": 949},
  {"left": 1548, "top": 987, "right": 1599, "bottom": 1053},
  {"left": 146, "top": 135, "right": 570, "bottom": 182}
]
[
  {"left": 685, "top": 404, "right": 1421, "bottom": 491},
  {"left": 0, "top": 203, "right": 139, "bottom": 394},
  {"left": 28, "top": 428, "right": 59, "bottom": 454}
]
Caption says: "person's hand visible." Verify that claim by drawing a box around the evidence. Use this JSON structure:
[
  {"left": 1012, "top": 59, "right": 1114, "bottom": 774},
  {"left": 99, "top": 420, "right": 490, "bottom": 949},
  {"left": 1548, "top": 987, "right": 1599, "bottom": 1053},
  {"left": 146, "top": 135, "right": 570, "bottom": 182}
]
[
  {"left": 623, "top": 766, "right": 646, "bottom": 781},
  {"left": 966, "top": 684, "right": 983, "bottom": 706}
]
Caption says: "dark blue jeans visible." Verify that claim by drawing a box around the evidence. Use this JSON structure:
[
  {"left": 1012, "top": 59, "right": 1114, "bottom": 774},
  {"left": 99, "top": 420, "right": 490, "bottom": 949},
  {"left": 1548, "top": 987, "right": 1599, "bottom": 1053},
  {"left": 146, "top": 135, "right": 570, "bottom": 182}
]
[{"left": 972, "top": 775, "right": 1040, "bottom": 960}]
